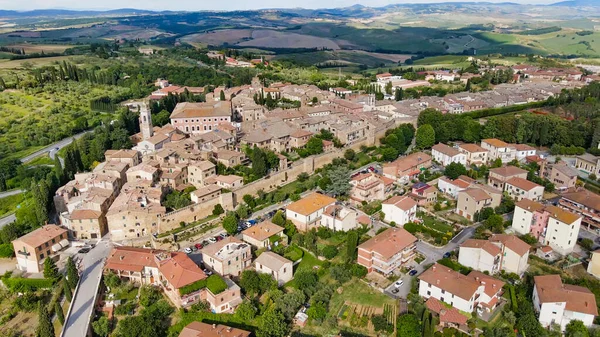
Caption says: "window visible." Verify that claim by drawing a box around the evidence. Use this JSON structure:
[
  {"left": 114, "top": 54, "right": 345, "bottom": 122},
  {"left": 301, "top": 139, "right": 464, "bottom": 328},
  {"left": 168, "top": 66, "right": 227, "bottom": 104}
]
[
  {"left": 427, "top": 291, "right": 431, "bottom": 296},
  {"left": 228, "top": 261, "right": 231, "bottom": 265},
  {"left": 441, "top": 289, "right": 445, "bottom": 294},
  {"left": 40, "top": 253, "right": 44, "bottom": 259}
]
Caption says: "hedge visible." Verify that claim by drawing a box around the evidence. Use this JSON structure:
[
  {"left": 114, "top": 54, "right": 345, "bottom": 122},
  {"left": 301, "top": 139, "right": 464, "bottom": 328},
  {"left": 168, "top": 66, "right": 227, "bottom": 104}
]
[
  {"left": 207, "top": 275, "right": 227, "bottom": 295},
  {"left": 179, "top": 279, "right": 207, "bottom": 296},
  {"left": 0, "top": 243, "right": 14, "bottom": 258},
  {"left": 3, "top": 277, "right": 54, "bottom": 292},
  {"left": 464, "top": 100, "right": 549, "bottom": 120},
  {"left": 167, "top": 311, "right": 258, "bottom": 337}
]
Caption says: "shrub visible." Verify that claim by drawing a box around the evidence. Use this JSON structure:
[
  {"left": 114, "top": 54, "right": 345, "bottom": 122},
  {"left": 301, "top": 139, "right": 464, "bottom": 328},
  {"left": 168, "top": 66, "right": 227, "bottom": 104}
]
[
  {"left": 178, "top": 279, "right": 207, "bottom": 296},
  {"left": 3, "top": 277, "right": 53, "bottom": 292},
  {"left": 322, "top": 245, "right": 338, "bottom": 259},
  {"left": 206, "top": 275, "right": 227, "bottom": 294},
  {"left": 0, "top": 243, "right": 14, "bottom": 258}
]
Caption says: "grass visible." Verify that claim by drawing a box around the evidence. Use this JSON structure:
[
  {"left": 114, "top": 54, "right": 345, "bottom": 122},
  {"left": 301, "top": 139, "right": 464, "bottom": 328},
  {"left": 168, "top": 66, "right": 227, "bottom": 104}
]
[
  {"left": 0, "top": 193, "right": 24, "bottom": 218},
  {"left": 420, "top": 214, "right": 453, "bottom": 233},
  {"left": 330, "top": 280, "right": 395, "bottom": 308},
  {"left": 0, "top": 55, "right": 76, "bottom": 69},
  {"left": 6, "top": 44, "right": 72, "bottom": 54},
  {"left": 157, "top": 214, "right": 219, "bottom": 238},
  {"left": 24, "top": 153, "right": 55, "bottom": 166}
]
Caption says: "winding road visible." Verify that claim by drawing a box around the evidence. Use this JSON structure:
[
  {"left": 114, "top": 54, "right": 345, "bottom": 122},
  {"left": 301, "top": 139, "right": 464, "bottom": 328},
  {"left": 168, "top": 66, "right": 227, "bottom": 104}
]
[{"left": 20, "top": 130, "right": 91, "bottom": 163}]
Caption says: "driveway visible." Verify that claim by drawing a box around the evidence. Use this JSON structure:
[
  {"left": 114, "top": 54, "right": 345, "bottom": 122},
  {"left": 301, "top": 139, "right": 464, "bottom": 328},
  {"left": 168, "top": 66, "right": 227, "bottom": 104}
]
[{"left": 61, "top": 238, "right": 112, "bottom": 337}]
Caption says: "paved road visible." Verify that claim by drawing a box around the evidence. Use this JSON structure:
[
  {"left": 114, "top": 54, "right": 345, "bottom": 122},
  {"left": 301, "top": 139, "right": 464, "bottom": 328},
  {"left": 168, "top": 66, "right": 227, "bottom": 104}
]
[
  {"left": 61, "top": 238, "right": 112, "bottom": 337},
  {"left": 21, "top": 130, "right": 91, "bottom": 163},
  {"left": 0, "top": 189, "right": 23, "bottom": 199},
  {"left": 0, "top": 214, "right": 16, "bottom": 229}
]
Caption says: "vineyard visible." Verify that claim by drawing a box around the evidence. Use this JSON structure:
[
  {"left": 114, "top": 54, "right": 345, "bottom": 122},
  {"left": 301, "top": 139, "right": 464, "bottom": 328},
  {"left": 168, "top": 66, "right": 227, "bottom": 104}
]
[{"left": 337, "top": 301, "right": 397, "bottom": 335}]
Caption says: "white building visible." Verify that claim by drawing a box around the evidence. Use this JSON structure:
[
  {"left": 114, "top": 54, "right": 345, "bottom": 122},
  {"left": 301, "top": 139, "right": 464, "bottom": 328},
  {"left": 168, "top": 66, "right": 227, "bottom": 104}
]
[
  {"left": 431, "top": 143, "right": 467, "bottom": 167},
  {"left": 381, "top": 195, "right": 417, "bottom": 226},
  {"left": 321, "top": 205, "right": 359, "bottom": 232},
  {"left": 254, "top": 252, "right": 293, "bottom": 286},
  {"left": 481, "top": 139, "right": 516, "bottom": 163},
  {"left": 286, "top": 193, "right": 337, "bottom": 232},
  {"left": 503, "top": 177, "right": 545, "bottom": 202},
  {"left": 458, "top": 143, "right": 489, "bottom": 166},
  {"left": 543, "top": 205, "right": 582, "bottom": 255},
  {"left": 418, "top": 263, "right": 505, "bottom": 315},
  {"left": 533, "top": 274, "right": 597, "bottom": 331},
  {"left": 514, "top": 144, "right": 537, "bottom": 161},
  {"left": 437, "top": 175, "right": 475, "bottom": 199},
  {"left": 459, "top": 235, "right": 530, "bottom": 275}
]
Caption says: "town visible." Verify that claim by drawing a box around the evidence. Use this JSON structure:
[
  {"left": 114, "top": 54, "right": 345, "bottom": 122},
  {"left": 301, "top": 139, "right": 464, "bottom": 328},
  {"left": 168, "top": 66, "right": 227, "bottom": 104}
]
[{"left": 2, "top": 20, "right": 600, "bottom": 337}]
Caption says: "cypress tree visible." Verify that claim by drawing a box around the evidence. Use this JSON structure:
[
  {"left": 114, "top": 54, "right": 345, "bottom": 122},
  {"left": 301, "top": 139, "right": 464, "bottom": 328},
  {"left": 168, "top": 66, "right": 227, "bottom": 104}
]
[
  {"left": 37, "top": 302, "right": 54, "bottom": 337},
  {"left": 63, "top": 280, "right": 73, "bottom": 301},
  {"left": 55, "top": 302, "right": 65, "bottom": 324},
  {"left": 66, "top": 257, "right": 79, "bottom": 289}
]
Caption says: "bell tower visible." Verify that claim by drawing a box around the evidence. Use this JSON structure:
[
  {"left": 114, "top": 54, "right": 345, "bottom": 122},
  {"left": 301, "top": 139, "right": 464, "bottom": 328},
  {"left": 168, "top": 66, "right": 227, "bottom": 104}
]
[{"left": 139, "top": 103, "right": 154, "bottom": 140}]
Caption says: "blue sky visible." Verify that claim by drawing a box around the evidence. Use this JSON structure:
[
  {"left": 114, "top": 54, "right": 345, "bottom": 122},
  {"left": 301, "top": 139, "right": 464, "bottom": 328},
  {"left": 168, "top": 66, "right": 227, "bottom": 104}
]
[{"left": 0, "top": 0, "right": 558, "bottom": 11}]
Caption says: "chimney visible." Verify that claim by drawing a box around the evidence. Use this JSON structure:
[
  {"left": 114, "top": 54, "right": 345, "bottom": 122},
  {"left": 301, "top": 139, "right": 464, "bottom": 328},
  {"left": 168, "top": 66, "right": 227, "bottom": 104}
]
[
  {"left": 120, "top": 256, "right": 124, "bottom": 260},
  {"left": 476, "top": 276, "right": 480, "bottom": 282},
  {"left": 436, "top": 279, "right": 440, "bottom": 285},
  {"left": 213, "top": 324, "right": 216, "bottom": 329}
]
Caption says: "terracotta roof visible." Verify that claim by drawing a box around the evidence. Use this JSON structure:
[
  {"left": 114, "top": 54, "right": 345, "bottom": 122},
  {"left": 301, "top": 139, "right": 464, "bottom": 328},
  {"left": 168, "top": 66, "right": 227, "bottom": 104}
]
[
  {"left": 463, "top": 187, "right": 492, "bottom": 202},
  {"left": 482, "top": 138, "right": 509, "bottom": 148},
  {"left": 545, "top": 205, "right": 581, "bottom": 225},
  {"left": 214, "top": 175, "right": 243, "bottom": 185},
  {"left": 552, "top": 164, "right": 579, "bottom": 178},
  {"left": 514, "top": 144, "right": 536, "bottom": 152},
  {"left": 461, "top": 239, "right": 502, "bottom": 256},
  {"left": 170, "top": 101, "right": 232, "bottom": 119},
  {"left": 432, "top": 143, "right": 461, "bottom": 157},
  {"left": 376, "top": 72, "right": 393, "bottom": 78},
  {"left": 105, "top": 149, "right": 139, "bottom": 159},
  {"left": 105, "top": 247, "right": 158, "bottom": 273},
  {"left": 515, "top": 199, "right": 545, "bottom": 213},
  {"left": 534, "top": 275, "right": 598, "bottom": 316},
  {"left": 489, "top": 166, "right": 528, "bottom": 178},
  {"left": 159, "top": 252, "right": 207, "bottom": 288},
  {"left": 179, "top": 322, "right": 251, "bottom": 337},
  {"left": 562, "top": 190, "right": 600, "bottom": 211},
  {"left": 200, "top": 237, "right": 247, "bottom": 261},
  {"left": 383, "top": 195, "right": 418, "bottom": 211},
  {"left": 419, "top": 264, "right": 480, "bottom": 301},
  {"left": 70, "top": 209, "right": 102, "bottom": 220},
  {"left": 439, "top": 175, "right": 474, "bottom": 189},
  {"left": 425, "top": 298, "right": 468, "bottom": 325},
  {"left": 539, "top": 246, "right": 553, "bottom": 253},
  {"left": 242, "top": 220, "right": 284, "bottom": 242},
  {"left": 467, "top": 270, "right": 505, "bottom": 297},
  {"left": 490, "top": 234, "right": 531, "bottom": 256},
  {"left": 358, "top": 227, "right": 417, "bottom": 260},
  {"left": 290, "top": 130, "right": 313, "bottom": 138},
  {"left": 14, "top": 225, "right": 67, "bottom": 248},
  {"left": 459, "top": 143, "right": 488, "bottom": 153},
  {"left": 191, "top": 185, "right": 221, "bottom": 198},
  {"left": 254, "top": 251, "right": 291, "bottom": 271},
  {"left": 357, "top": 214, "right": 371, "bottom": 225},
  {"left": 385, "top": 152, "right": 431, "bottom": 173},
  {"left": 286, "top": 192, "right": 336, "bottom": 216},
  {"left": 505, "top": 177, "right": 542, "bottom": 191}
]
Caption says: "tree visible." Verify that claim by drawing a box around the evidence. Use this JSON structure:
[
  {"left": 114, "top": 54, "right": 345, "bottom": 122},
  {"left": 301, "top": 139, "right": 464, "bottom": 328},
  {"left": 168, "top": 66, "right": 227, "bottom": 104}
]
[
  {"left": 395, "top": 87, "right": 404, "bottom": 101},
  {"left": 580, "top": 238, "right": 594, "bottom": 251},
  {"left": 37, "top": 302, "right": 54, "bottom": 337},
  {"left": 297, "top": 172, "right": 310, "bottom": 183},
  {"left": 396, "top": 314, "right": 421, "bottom": 337},
  {"left": 31, "top": 179, "right": 50, "bottom": 225},
  {"left": 43, "top": 258, "right": 59, "bottom": 281},
  {"left": 219, "top": 90, "right": 226, "bottom": 101},
  {"left": 104, "top": 271, "right": 121, "bottom": 289},
  {"left": 444, "top": 162, "right": 468, "bottom": 180},
  {"left": 236, "top": 204, "right": 250, "bottom": 219},
  {"left": 63, "top": 279, "right": 73, "bottom": 301},
  {"left": 322, "top": 245, "right": 338, "bottom": 259},
  {"left": 235, "top": 300, "right": 257, "bottom": 320},
  {"left": 344, "top": 149, "right": 356, "bottom": 161},
  {"left": 251, "top": 146, "right": 268, "bottom": 178},
  {"left": 326, "top": 165, "right": 351, "bottom": 197},
  {"left": 223, "top": 214, "right": 238, "bottom": 235},
  {"left": 240, "top": 270, "right": 262, "bottom": 295},
  {"left": 92, "top": 316, "right": 110, "bottom": 337},
  {"left": 306, "top": 137, "right": 324, "bottom": 155},
  {"left": 275, "top": 289, "right": 305, "bottom": 320},
  {"left": 212, "top": 204, "right": 224, "bottom": 216},
  {"left": 345, "top": 231, "right": 359, "bottom": 263},
  {"left": 139, "top": 285, "right": 161, "bottom": 307},
  {"left": 257, "top": 308, "right": 288, "bottom": 337},
  {"left": 565, "top": 320, "right": 589, "bottom": 337},
  {"left": 272, "top": 211, "right": 286, "bottom": 226},
  {"left": 385, "top": 81, "right": 393, "bottom": 95},
  {"left": 307, "top": 302, "right": 327, "bottom": 321},
  {"left": 371, "top": 314, "right": 393, "bottom": 333},
  {"left": 294, "top": 271, "right": 318, "bottom": 294},
  {"left": 485, "top": 214, "right": 505, "bottom": 232},
  {"left": 66, "top": 257, "right": 79, "bottom": 289},
  {"left": 416, "top": 124, "right": 435, "bottom": 150}
]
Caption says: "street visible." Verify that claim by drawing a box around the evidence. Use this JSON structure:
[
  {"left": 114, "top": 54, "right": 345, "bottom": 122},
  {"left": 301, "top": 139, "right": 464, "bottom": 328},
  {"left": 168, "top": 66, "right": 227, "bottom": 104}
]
[
  {"left": 20, "top": 130, "right": 91, "bottom": 163},
  {"left": 0, "top": 189, "right": 23, "bottom": 199},
  {"left": 0, "top": 214, "right": 16, "bottom": 229}
]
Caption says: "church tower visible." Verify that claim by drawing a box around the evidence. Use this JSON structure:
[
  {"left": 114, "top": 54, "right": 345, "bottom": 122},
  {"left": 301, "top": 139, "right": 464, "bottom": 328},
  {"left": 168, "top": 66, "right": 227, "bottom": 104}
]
[{"left": 139, "top": 103, "right": 154, "bottom": 140}]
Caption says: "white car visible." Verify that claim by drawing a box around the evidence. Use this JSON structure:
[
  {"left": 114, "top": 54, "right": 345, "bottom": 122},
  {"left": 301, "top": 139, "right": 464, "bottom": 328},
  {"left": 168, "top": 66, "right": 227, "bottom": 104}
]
[
  {"left": 184, "top": 247, "right": 193, "bottom": 254},
  {"left": 208, "top": 237, "right": 217, "bottom": 244},
  {"left": 394, "top": 279, "right": 404, "bottom": 288}
]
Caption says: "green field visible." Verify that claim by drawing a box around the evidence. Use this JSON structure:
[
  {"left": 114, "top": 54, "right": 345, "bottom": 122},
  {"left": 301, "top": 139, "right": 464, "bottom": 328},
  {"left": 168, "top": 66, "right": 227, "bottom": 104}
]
[{"left": 0, "top": 193, "right": 24, "bottom": 218}]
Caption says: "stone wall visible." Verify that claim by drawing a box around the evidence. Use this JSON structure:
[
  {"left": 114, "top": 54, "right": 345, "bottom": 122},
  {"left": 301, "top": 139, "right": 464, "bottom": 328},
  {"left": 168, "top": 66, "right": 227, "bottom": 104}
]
[{"left": 159, "top": 193, "right": 234, "bottom": 232}]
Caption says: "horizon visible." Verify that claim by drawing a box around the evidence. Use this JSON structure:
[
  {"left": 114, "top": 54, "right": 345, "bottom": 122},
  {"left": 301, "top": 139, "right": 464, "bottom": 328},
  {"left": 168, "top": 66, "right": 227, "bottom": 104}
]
[{"left": 0, "top": 0, "right": 560, "bottom": 12}]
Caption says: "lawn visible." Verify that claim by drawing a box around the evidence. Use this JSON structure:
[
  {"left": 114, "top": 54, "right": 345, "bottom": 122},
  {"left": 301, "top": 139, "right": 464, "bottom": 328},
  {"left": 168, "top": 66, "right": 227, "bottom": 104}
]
[
  {"left": 419, "top": 213, "right": 453, "bottom": 233},
  {"left": 330, "top": 280, "right": 395, "bottom": 308},
  {"left": 293, "top": 249, "right": 323, "bottom": 274},
  {"left": 24, "top": 153, "right": 55, "bottom": 166},
  {"left": 0, "top": 193, "right": 24, "bottom": 218}
]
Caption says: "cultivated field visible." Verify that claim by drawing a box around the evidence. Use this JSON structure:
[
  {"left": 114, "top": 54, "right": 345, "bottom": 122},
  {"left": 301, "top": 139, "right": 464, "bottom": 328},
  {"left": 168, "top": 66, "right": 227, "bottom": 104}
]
[
  {"left": 181, "top": 29, "right": 253, "bottom": 46},
  {"left": 0, "top": 55, "right": 75, "bottom": 69},
  {"left": 238, "top": 29, "right": 342, "bottom": 49},
  {"left": 5, "top": 44, "right": 72, "bottom": 54}
]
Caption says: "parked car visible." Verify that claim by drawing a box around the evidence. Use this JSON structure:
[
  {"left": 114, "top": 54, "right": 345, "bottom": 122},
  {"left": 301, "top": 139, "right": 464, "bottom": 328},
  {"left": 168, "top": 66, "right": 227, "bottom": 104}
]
[
  {"left": 194, "top": 243, "right": 203, "bottom": 250},
  {"left": 203, "top": 268, "right": 213, "bottom": 276},
  {"left": 391, "top": 288, "right": 399, "bottom": 294},
  {"left": 394, "top": 279, "right": 404, "bottom": 288},
  {"left": 409, "top": 269, "right": 418, "bottom": 276},
  {"left": 215, "top": 235, "right": 222, "bottom": 242},
  {"left": 208, "top": 237, "right": 217, "bottom": 244},
  {"left": 78, "top": 248, "right": 91, "bottom": 254},
  {"left": 368, "top": 166, "right": 376, "bottom": 172},
  {"left": 443, "top": 252, "right": 452, "bottom": 258},
  {"left": 184, "top": 247, "right": 193, "bottom": 254},
  {"left": 202, "top": 240, "right": 210, "bottom": 246},
  {"left": 191, "top": 246, "right": 198, "bottom": 252},
  {"left": 220, "top": 233, "right": 229, "bottom": 239}
]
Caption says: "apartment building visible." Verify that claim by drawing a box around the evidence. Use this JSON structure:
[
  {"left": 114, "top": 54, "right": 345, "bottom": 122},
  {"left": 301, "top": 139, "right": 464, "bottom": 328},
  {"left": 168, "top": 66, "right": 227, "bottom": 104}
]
[
  {"left": 560, "top": 190, "right": 600, "bottom": 231},
  {"left": 409, "top": 182, "right": 438, "bottom": 206},
  {"left": 588, "top": 250, "right": 600, "bottom": 279},
  {"left": 201, "top": 237, "right": 252, "bottom": 277},
  {"left": 575, "top": 154, "right": 600, "bottom": 175},
  {"left": 503, "top": 177, "right": 545, "bottom": 201},
  {"left": 321, "top": 205, "right": 359, "bottom": 232},
  {"left": 437, "top": 175, "right": 476, "bottom": 199},
  {"left": 381, "top": 195, "right": 417, "bottom": 226},
  {"left": 170, "top": 101, "right": 233, "bottom": 135},
  {"left": 188, "top": 161, "right": 217, "bottom": 188},
  {"left": 431, "top": 143, "right": 467, "bottom": 166},
  {"left": 254, "top": 252, "right": 293, "bottom": 286},
  {"left": 12, "top": 225, "right": 69, "bottom": 273},
  {"left": 455, "top": 185, "right": 502, "bottom": 221},
  {"left": 458, "top": 143, "right": 489, "bottom": 166},
  {"left": 286, "top": 193, "right": 337, "bottom": 232},
  {"left": 418, "top": 263, "right": 505, "bottom": 316},
  {"left": 349, "top": 172, "right": 395, "bottom": 203},
  {"left": 241, "top": 221, "right": 286, "bottom": 249},
  {"left": 357, "top": 227, "right": 417, "bottom": 275},
  {"left": 383, "top": 152, "right": 432, "bottom": 184},
  {"left": 543, "top": 163, "right": 578, "bottom": 190},
  {"left": 487, "top": 166, "right": 528, "bottom": 190},
  {"left": 481, "top": 139, "right": 516, "bottom": 163},
  {"left": 458, "top": 235, "right": 530, "bottom": 275},
  {"left": 533, "top": 275, "right": 597, "bottom": 330}
]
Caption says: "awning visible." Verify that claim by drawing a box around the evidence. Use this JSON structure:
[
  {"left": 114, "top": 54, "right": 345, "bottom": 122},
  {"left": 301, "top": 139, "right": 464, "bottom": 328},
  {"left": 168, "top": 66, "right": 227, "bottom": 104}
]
[
  {"left": 59, "top": 239, "right": 70, "bottom": 249},
  {"left": 51, "top": 243, "right": 62, "bottom": 253}
]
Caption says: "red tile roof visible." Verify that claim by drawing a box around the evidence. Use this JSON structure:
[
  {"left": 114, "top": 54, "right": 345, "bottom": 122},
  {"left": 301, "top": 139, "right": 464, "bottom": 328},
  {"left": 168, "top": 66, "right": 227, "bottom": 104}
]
[
  {"left": 358, "top": 227, "right": 417, "bottom": 260},
  {"left": 425, "top": 298, "right": 468, "bottom": 325}
]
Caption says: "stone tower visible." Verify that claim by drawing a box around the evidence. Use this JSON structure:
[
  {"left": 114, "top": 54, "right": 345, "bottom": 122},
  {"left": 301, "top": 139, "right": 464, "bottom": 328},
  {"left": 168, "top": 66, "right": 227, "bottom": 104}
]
[{"left": 139, "top": 103, "right": 154, "bottom": 140}]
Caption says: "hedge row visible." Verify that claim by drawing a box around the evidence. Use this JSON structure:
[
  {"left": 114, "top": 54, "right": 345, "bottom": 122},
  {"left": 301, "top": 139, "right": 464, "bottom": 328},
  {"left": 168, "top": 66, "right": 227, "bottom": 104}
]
[{"left": 3, "top": 277, "right": 54, "bottom": 292}]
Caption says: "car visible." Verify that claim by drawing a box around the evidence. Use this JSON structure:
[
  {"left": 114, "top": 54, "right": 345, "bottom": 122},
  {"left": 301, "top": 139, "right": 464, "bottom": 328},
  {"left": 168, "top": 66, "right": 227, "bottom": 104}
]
[
  {"left": 443, "top": 252, "right": 452, "bottom": 258},
  {"left": 394, "top": 279, "right": 404, "bottom": 288},
  {"left": 368, "top": 166, "right": 375, "bottom": 172},
  {"left": 220, "top": 233, "right": 229, "bottom": 239},
  {"left": 409, "top": 269, "right": 418, "bottom": 276},
  {"left": 202, "top": 240, "right": 210, "bottom": 246},
  {"left": 237, "top": 226, "right": 244, "bottom": 232},
  {"left": 203, "top": 269, "right": 213, "bottom": 276},
  {"left": 194, "top": 243, "right": 203, "bottom": 249},
  {"left": 208, "top": 237, "right": 217, "bottom": 244},
  {"left": 215, "top": 235, "right": 223, "bottom": 241},
  {"left": 191, "top": 246, "right": 198, "bottom": 252},
  {"left": 360, "top": 170, "right": 368, "bottom": 174},
  {"left": 78, "top": 247, "right": 91, "bottom": 254},
  {"left": 391, "top": 288, "right": 400, "bottom": 294},
  {"left": 184, "top": 247, "right": 193, "bottom": 254}
]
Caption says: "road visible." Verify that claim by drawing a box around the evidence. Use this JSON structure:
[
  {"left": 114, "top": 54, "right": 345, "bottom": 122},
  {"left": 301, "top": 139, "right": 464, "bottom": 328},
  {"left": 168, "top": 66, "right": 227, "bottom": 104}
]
[
  {"left": 0, "top": 214, "right": 16, "bottom": 229},
  {"left": 21, "top": 130, "right": 91, "bottom": 163},
  {"left": 61, "top": 238, "right": 112, "bottom": 337},
  {"left": 0, "top": 189, "right": 23, "bottom": 199}
]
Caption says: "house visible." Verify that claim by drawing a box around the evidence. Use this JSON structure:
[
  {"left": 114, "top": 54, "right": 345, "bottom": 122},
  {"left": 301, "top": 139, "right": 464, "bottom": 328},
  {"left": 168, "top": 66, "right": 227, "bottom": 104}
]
[
  {"left": 587, "top": 250, "right": 600, "bottom": 279},
  {"left": 533, "top": 275, "right": 598, "bottom": 330},
  {"left": 559, "top": 190, "right": 600, "bottom": 231},
  {"left": 458, "top": 143, "right": 489, "bottom": 166},
  {"left": 514, "top": 144, "right": 537, "bottom": 161},
  {"left": 63, "top": 209, "right": 107, "bottom": 240},
  {"left": 213, "top": 150, "right": 246, "bottom": 168},
  {"left": 431, "top": 143, "right": 467, "bottom": 166},
  {"left": 487, "top": 166, "right": 528, "bottom": 190},
  {"left": 458, "top": 235, "right": 530, "bottom": 275},
  {"left": 543, "top": 163, "right": 578, "bottom": 190},
  {"left": 349, "top": 173, "right": 395, "bottom": 203},
  {"left": 178, "top": 322, "right": 250, "bottom": 337},
  {"left": 575, "top": 154, "right": 600, "bottom": 175},
  {"left": 418, "top": 263, "right": 505, "bottom": 315},
  {"left": 201, "top": 237, "right": 252, "bottom": 277},
  {"left": 188, "top": 161, "right": 217, "bottom": 188},
  {"left": 12, "top": 225, "right": 69, "bottom": 273},
  {"left": 425, "top": 298, "right": 469, "bottom": 330},
  {"left": 190, "top": 185, "right": 222, "bottom": 204},
  {"left": 208, "top": 175, "right": 244, "bottom": 189},
  {"left": 383, "top": 152, "right": 432, "bottom": 184},
  {"left": 321, "top": 205, "right": 359, "bottom": 232},
  {"left": 105, "top": 149, "right": 142, "bottom": 167},
  {"left": 357, "top": 227, "right": 417, "bottom": 275},
  {"left": 241, "top": 221, "right": 286, "bottom": 249},
  {"left": 409, "top": 182, "right": 438, "bottom": 206},
  {"left": 503, "top": 177, "right": 545, "bottom": 201},
  {"left": 170, "top": 102, "right": 233, "bottom": 135},
  {"left": 437, "top": 175, "right": 475, "bottom": 199},
  {"left": 381, "top": 195, "right": 417, "bottom": 225},
  {"left": 481, "top": 139, "right": 516, "bottom": 163},
  {"left": 286, "top": 193, "right": 337, "bottom": 232},
  {"left": 376, "top": 72, "right": 394, "bottom": 82},
  {"left": 455, "top": 185, "right": 502, "bottom": 221},
  {"left": 512, "top": 199, "right": 581, "bottom": 255},
  {"left": 254, "top": 251, "right": 293, "bottom": 286},
  {"left": 329, "top": 87, "right": 353, "bottom": 96}
]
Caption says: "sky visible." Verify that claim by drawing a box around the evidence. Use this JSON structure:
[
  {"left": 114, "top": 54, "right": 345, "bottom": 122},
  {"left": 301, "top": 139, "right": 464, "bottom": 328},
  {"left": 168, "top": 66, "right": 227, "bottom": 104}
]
[{"left": 0, "top": 0, "right": 559, "bottom": 11}]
